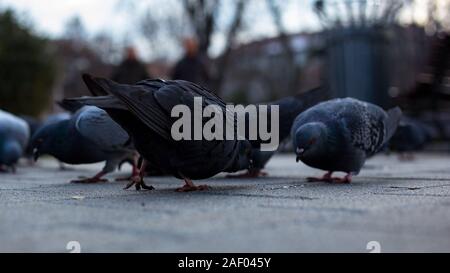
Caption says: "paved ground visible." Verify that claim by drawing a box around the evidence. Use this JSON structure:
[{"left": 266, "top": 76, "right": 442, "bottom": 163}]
[{"left": 1, "top": 153, "right": 450, "bottom": 253}]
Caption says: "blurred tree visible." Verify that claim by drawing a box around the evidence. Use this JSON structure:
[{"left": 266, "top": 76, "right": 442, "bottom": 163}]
[
  {"left": 91, "top": 32, "right": 122, "bottom": 64},
  {"left": 64, "top": 16, "right": 87, "bottom": 42},
  {"left": 0, "top": 9, "right": 56, "bottom": 117},
  {"left": 266, "top": 0, "right": 302, "bottom": 94}
]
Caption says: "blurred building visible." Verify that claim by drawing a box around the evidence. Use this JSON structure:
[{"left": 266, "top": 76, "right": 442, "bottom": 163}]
[
  {"left": 315, "top": 0, "right": 408, "bottom": 107},
  {"left": 219, "top": 32, "right": 325, "bottom": 104},
  {"left": 49, "top": 39, "right": 114, "bottom": 114}
]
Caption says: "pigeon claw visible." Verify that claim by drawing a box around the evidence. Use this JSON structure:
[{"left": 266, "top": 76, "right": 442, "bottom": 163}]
[
  {"left": 307, "top": 172, "right": 352, "bottom": 184},
  {"left": 175, "top": 184, "right": 209, "bottom": 192},
  {"left": 331, "top": 174, "right": 352, "bottom": 184},
  {"left": 123, "top": 176, "right": 154, "bottom": 191},
  {"left": 307, "top": 176, "right": 332, "bottom": 183},
  {"left": 176, "top": 178, "right": 209, "bottom": 192}
]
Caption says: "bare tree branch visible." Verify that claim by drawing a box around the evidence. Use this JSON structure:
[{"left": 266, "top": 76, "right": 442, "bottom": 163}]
[
  {"left": 212, "top": 0, "right": 247, "bottom": 94},
  {"left": 182, "top": 0, "right": 220, "bottom": 54},
  {"left": 266, "top": 0, "right": 301, "bottom": 93}
]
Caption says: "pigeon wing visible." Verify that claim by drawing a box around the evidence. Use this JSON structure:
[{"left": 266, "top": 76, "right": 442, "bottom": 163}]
[
  {"left": 75, "top": 106, "right": 130, "bottom": 151},
  {"left": 86, "top": 77, "right": 173, "bottom": 140},
  {"left": 153, "top": 80, "right": 238, "bottom": 139},
  {"left": 339, "top": 99, "right": 391, "bottom": 156}
]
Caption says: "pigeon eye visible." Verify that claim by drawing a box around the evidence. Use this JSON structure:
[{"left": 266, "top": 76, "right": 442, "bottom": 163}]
[{"left": 309, "top": 138, "right": 316, "bottom": 146}]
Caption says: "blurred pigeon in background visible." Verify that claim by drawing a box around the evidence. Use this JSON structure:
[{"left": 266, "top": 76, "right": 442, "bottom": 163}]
[
  {"left": 42, "top": 112, "right": 71, "bottom": 126},
  {"left": 292, "top": 98, "right": 402, "bottom": 183},
  {"left": 31, "top": 105, "right": 137, "bottom": 183},
  {"left": 0, "top": 109, "right": 30, "bottom": 172},
  {"left": 20, "top": 115, "right": 41, "bottom": 163},
  {"left": 388, "top": 116, "right": 433, "bottom": 160},
  {"left": 64, "top": 74, "right": 252, "bottom": 191},
  {"left": 228, "top": 86, "right": 328, "bottom": 178},
  {"left": 41, "top": 112, "right": 73, "bottom": 170}
]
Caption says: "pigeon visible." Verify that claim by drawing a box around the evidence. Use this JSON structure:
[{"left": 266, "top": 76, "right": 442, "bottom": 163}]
[
  {"left": 31, "top": 105, "right": 138, "bottom": 183},
  {"left": 292, "top": 98, "right": 402, "bottom": 183},
  {"left": 63, "top": 74, "right": 252, "bottom": 191},
  {"left": 0, "top": 109, "right": 30, "bottom": 172},
  {"left": 388, "top": 116, "right": 432, "bottom": 160},
  {"left": 20, "top": 115, "right": 41, "bottom": 162},
  {"left": 228, "top": 87, "right": 327, "bottom": 178},
  {"left": 43, "top": 112, "right": 71, "bottom": 126}
]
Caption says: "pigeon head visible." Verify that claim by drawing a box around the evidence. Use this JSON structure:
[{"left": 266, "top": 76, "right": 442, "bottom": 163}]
[
  {"left": 0, "top": 139, "right": 22, "bottom": 166},
  {"left": 294, "top": 122, "right": 328, "bottom": 162},
  {"left": 30, "top": 121, "right": 65, "bottom": 161}
]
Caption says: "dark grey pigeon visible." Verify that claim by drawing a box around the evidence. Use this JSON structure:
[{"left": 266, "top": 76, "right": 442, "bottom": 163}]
[
  {"left": 31, "top": 106, "right": 137, "bottom": 183},
  {"left": 292, "top": 98, "right": 402, "bottom": 183},
  {"left": 43, "top": 111, "right": 77, "bottom": 170},
  {"left": 388, "top": 116, "right": 432, "bottom": 160},
  {"left": 228, "top": 87, "right": 327, "bottom": 178},
  {"left": 0, "top": 109, "right": 30, "bottom": 172},
  {"left": 64, "top": 74, "right": 252, "bottom": 192}
]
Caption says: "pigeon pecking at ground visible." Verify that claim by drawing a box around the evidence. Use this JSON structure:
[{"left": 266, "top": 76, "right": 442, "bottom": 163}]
[
  {"left": 63, "top": 74, "right": 253, "bottom": 192},
  {"left": 227, "top": 86, "right": 328, "bottom": 178},
  {"left": 31, "top": 105, "right": 138, "bottom": 183},
  {"left": 0, "top": 109, "right": 30, "bottom": 172},
  {"left": 291, "top": 98, "right": 402, "bottom": 183}
]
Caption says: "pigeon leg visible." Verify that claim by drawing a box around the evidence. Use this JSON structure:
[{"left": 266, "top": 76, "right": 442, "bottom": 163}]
[
  {"left": 398, "top": 152, "right": 415, "bottom": 161},
  {"left": 176, "top": 178, "right": 209, "bottom": 192},
  {"left": 0, "top": 165, "right": 9, "bottom": 173},
  {"left": 116, "top": 154, "right": 140, "bottom": 181},
  {"left": 226, "top": 169, "right": 268, "bottom": 178},
  {"left": 307, "top": 171, "right": 333, "bottom": 182},
  {"left": 330, "top": 173, "right": 352, "bottom": 184},
  {"left": 71, "top": 171, "right": 108, "bottom": 184},
  {"left": 308, "top": 172, "right": 352, "bottom": 183},
  {"left": 123, "top": 159, "right": 154, "bottom": 191}
]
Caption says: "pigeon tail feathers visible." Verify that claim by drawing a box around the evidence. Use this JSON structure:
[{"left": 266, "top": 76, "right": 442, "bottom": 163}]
[
  {"left": 82, "top": 73, "right": 112, "bottom": 96},
  {"left": 385, "top": 106, "right": 402, "bottom": 142}
]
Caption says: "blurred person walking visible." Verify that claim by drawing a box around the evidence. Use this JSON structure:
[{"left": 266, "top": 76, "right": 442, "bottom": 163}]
[
  {"left": 112, "top": 46, "right": 150, "bottom": 84},
  {"left": 172, "top": 38, "right": 211, "bottom": 88}
]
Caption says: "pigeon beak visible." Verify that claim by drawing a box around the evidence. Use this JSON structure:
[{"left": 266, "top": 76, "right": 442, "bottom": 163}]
[
  {"left": 296, "top": 148, "right": 305, "bottom": 162},
  {"left": 33, "top": 148, "right": 40, "bottom": 162}
]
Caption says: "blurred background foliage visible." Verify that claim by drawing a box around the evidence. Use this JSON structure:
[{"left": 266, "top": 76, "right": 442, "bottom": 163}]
[{"left": 0, "top": 9, "right": 56, "bottom": 117}]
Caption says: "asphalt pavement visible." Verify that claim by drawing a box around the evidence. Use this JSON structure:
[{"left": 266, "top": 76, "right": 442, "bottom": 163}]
[{"left": 1, "top": 153, "right": 450, "bottom": 252}]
